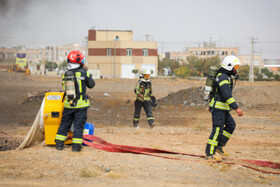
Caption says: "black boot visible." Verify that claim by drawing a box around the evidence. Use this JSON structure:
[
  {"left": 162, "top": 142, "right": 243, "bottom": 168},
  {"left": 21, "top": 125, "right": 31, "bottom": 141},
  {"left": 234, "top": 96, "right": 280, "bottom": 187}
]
[
  {"left": 72, "top": 144, "right": 82, "bottom": 152},
  {"left": 133, "top": 121, "right": 139, "bottom": 128},
  {"left": 216, "top": 146, "right": 229, "bottom": 157},
  {"left": 55, "top": 140, "right": 64, "bottom": 151},
  {"left": 149, "top": 122, "right": 156, "bottom": 129}
]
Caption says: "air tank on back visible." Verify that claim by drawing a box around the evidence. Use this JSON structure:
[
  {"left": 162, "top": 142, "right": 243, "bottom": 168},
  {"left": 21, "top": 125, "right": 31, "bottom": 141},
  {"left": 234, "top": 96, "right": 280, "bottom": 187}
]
[
  {"left": 204, "top": 66, "right": 218, "bottom": 101},
  {"left": 64, "top": 71, "right": 76, "bottom": 103}
]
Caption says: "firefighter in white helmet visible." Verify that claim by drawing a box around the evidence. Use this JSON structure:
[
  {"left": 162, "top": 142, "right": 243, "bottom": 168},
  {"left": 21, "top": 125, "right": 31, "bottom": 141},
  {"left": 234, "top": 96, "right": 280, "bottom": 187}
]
[
  {"left": 133, "top": 69, "right": 156, "bottom": 128},
  {"left": 205, "top": 55, "right": 243, "bottom": 161}
]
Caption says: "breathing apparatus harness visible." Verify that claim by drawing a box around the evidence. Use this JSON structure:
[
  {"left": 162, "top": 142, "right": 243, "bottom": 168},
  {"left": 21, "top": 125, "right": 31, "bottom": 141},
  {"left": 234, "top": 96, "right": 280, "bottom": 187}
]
[
  {"left": 64, "top": 69, "right": 80, "bottom": 107},
  {"left": 205, "top": 67, "right": 239, "bottom": 113},
  {"left": 63, "top": 51, "right": 85, "bottom": 107}
]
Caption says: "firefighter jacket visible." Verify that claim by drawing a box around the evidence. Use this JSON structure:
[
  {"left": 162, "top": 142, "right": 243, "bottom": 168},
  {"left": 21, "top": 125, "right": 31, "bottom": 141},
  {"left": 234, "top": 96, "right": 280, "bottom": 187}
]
[
  {"left": 134, "top": 78, "right": 154, "bottom": 102},
  {"left": 62, "top": 67, "right": 95, "bottom": 109},
  {"left": 209, "top": 69, "right": 239, "bottom": 111}
]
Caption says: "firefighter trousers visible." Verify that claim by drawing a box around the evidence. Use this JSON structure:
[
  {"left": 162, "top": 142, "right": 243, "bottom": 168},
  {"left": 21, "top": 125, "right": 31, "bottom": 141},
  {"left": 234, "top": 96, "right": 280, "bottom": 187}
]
[
  {"left": 205, "top": 108, "right": 236, "bottom": 155},
  {"left": 55, "top": 107, "right": 87, "bottom": 147},
  {"left": 133, "top": 100, "right": 154, "bottom": 126}
]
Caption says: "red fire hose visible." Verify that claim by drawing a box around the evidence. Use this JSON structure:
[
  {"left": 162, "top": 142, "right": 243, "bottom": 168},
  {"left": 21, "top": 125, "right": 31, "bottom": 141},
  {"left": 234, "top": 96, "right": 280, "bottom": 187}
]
[{"left": 83, "top": 135, "right": 280, "bottom": 174}]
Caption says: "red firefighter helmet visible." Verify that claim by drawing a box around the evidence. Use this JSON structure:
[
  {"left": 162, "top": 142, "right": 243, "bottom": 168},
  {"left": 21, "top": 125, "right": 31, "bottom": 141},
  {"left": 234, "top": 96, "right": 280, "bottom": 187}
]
[{"left": 67, "top": 51, "right": 84, "bottom": 64}]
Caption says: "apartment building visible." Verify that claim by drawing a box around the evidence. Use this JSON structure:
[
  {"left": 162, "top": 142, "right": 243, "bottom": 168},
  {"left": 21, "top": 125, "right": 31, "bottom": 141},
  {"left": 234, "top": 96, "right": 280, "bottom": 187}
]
[
  {"left": 55, "top": 44, "right": 85, "bottom": 63},
  {"left": 186, "top": 46, "right": 238, "bottom": 60},
  {"left": 163, "top": 44, "right": 239, "bottom": 64},
  {"left": 0, "top": 47, "right": 16, "bottom": 60},
  {"left": 87, "top": 29, "right": 158, "bottom": 78},
  {"left": 238, "top": 54, "right": 263, "bottom": 67}
]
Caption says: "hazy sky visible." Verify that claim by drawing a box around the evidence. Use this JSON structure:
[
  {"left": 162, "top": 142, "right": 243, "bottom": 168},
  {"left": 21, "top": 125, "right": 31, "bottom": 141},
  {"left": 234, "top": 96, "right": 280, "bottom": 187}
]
[{"left": 0, "top": 0, "right": 280, "bottom": 58}]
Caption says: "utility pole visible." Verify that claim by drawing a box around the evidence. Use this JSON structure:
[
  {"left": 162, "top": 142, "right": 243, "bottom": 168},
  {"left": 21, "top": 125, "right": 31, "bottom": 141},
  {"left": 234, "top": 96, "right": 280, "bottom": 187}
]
[
  {"left": 259, "top": 49, "right": 262, "bottom": 74},
  {"left": 85, "top": 36, "right": 88, "bottom": 66},
  {"left": 250, "top": 36, "right": 257, "bottom": 82},
  {"left": 114, "top": 39, "right": 116, "bottom": 78},
  {"left": 217, "top": 37, "right": 223, "bottom": 59},
  {"left": 145, "top": 34, "right": 151, "bottom": 41}
]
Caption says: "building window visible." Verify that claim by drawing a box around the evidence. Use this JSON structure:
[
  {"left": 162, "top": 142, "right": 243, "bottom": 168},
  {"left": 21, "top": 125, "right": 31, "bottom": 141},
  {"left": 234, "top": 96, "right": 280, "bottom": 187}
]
[
  {"left": 127, "top": 48, "right": 132, "bottom": 56},
  {"left": 143, "top": 49, "right": 148, "bottom": 56},
  {"left": 196, "top": 51, "right": 202, "bottom": 55},
  {"left": 97, "top": 64, "right": 100, "bottom": 70},
  {"left": 7, "top": 53, "right": 13, "bottom": 59},
  {"left": 231, "top": 51, "right": 235, "bottom": 55},
  {"left": 107, "top": 49, "right": 112, "bottom": 56}
]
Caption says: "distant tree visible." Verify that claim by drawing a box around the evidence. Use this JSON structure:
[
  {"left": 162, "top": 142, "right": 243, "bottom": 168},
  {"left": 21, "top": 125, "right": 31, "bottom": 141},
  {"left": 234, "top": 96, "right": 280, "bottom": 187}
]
[
  {"left": 158, "top": 58, "right": 179, "bottom": 75},
  {"left": 256, "top": 72, "right": 263, "bottom": 79},
  {"left": 45, "top": 61, "right": 58, "bottom": 71},
  {"left": 158, "top": 58, "right": 170, "bottom": 75},
  {"left": 238, "top": 65, "right": 249, "bottom": 78},
  {"left": 174, "top": 65, "right": 191, "bottom": 78},
  {"left": 261, "top": 68, "right": 273, "bottom": 78},
  {"left": 59, "top": 60, "right": 67, "bottom": 70},
  {"left": 187, "top": 55, "right": 220, "bottom": 76},
  {"left": 274, "top": 74, "right": 280, "bottom": 80},
  {"left": 204, "top": 56, "right": 221, "bottom": 72},
  {"left": 187, "top": 55, "right": 205, "bottom": 76},
  {"left": 132, "top": 69, "right": 139, "bottom": 74},
  {"left": 190, "top": 69, "right": 199, "bottom": 77},
  {"left": 254, "top": 67, "right": 259, "bottom": 76},
  {"left": 170, "top": 60, "right": 180, "bottom": 75}
]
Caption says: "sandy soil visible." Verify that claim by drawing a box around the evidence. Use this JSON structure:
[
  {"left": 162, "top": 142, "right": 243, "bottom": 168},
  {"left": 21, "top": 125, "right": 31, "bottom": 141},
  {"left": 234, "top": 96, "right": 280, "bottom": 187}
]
[{"left": 0, "top": 71, "right": 280, "bottom": 186}]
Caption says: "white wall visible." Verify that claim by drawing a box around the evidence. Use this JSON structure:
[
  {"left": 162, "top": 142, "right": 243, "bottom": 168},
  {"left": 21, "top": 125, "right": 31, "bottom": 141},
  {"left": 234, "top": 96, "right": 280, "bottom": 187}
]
[
  {"left": 141, "top": 64, "right": 156, "bottom": 77},
  {"left": 121, "top": 64, "right": 135, "bottom": 79}
]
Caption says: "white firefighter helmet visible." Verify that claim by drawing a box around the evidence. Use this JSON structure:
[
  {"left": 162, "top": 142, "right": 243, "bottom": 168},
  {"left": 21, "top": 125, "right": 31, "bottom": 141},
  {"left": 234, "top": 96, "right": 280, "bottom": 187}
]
[
  {"left": 222, "top": 55, "right": 241, "bottom": 71},
  {"left": 143, "top": 69, "right": 152, "bottom": 75},
  {"left": 142, "top": 69, "right": 152, "bottom": 79}
]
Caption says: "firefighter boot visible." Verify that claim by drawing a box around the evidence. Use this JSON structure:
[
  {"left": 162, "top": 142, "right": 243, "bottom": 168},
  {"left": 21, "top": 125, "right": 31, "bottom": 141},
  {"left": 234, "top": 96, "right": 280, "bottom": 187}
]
[
  {"left": 55, "top": 140, "right": 64, "bottom": 151},
  {"left": 216, "top": 146, "right": 229, "bottom": 157},
  {"left": 149, "top": 122, "right": 156, "bottom": 129},
  {"left": 133, "top": 121, "right": 139, "bottom": 128},
  {"left": 205, "top": 154, "right": 222, "bottom": 161},
  {"left": 72, "top": 144, "right": 82, "bottom": 152}
]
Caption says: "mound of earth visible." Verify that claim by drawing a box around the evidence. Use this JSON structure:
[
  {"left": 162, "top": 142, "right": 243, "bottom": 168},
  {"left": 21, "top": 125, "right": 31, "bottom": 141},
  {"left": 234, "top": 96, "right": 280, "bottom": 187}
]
[
  {"left": 0, "top": 131, "right": 22, "bottom": 151},
  {"left": 157, "top": 85, "right": 280, "bottom": 109},
  {"left": 158, "top": 86, "right": 206, "bottom": 107}
]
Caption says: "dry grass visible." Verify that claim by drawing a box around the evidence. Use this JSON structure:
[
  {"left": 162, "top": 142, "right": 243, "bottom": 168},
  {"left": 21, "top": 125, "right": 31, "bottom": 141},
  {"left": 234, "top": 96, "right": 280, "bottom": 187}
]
[
  {"left": 108, "top": 172, "right": 125, "bottom": 179},
  {"left": 80, "top": 168, "right": 100, "bottom": 178}
]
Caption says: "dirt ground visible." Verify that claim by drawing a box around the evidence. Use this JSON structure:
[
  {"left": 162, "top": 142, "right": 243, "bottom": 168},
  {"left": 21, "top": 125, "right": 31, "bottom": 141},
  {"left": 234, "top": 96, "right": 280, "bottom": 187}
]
[{"left": 0, "top": 71, "right": 280, "bottom": 186}]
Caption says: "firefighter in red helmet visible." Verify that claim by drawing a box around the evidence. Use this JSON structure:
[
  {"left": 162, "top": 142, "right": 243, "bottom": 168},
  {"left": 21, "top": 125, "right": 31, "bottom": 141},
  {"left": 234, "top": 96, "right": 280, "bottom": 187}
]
[{"left": 55, "top": 51, "right": 95, "bottom": 152}]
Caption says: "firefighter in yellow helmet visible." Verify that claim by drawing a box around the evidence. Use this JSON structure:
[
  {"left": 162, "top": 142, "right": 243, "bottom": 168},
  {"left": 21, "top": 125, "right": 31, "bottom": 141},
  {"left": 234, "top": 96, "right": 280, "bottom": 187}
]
[
  {"left": 55, "top": 51, "right": 95, "bottom": 152},
  {"left": 205, "top": 55, "right": 243, "bottom": 161},
  {"left": 133, "top": 69, "right": 156, "bottom": 128}
]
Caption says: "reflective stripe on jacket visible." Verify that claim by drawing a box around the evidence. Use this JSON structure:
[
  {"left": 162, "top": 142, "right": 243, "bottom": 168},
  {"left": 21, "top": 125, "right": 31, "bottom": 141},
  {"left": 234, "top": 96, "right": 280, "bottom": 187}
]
[
  {"left": 62, "top": 68, "right": 95, "bottom": 109},
  {"left": 209, "top": 72, "right": 239, "bottom": 110},
  {"left": 134, "top": 78, "right": 154, "bottom": 102}
]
